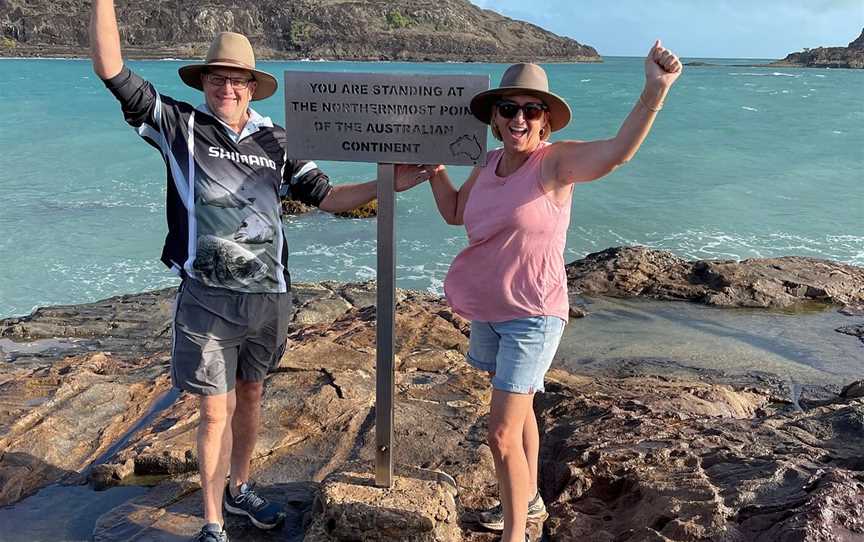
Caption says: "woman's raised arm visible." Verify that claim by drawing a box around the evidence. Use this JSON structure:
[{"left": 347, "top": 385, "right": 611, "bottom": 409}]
[{"left": 545, "top": 40, "right": 683, "bottom": 186}]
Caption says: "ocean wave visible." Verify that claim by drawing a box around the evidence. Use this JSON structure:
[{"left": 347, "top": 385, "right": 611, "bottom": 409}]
[
  {"left": 3, "top": 259, "right": 182, "bottom": 318},
  {"left": 728, "top": 72, "right": 800, "bottom": 78},
  {"left": 741, "top": 106, "right": 759, "bottom": 112},
  {"left": 565, "top": 228, "right": 864, "bottom": 267},
  {"left": 641, "top": 230, "right": 864, "bottom": 266}
]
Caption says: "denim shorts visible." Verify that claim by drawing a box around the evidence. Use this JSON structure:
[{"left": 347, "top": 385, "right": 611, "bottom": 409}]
[{"left": 466, "top": 316, "right": 566, "bottom": 394}]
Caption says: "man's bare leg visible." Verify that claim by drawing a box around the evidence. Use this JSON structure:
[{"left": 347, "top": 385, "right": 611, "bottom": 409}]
[
  {"left": 228, "top": 378, "right": 263, "bottom": 494},
  {"left": 198, "top": 391, "right": 237, "bottom": 526}
]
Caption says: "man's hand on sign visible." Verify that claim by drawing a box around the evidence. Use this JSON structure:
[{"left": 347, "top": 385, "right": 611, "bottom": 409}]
[{"left": 394, "top": 164, "right": 445, "bottom": 192}]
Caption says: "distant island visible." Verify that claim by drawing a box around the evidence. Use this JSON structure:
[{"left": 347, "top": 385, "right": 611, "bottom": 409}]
[
  {"left": 0, "top": 0, "right": 600, "bottom": 63},
  {"left": 682, "top": 28, "right": 864, "bottom": 70},
  {"left": 772, "top": 28, "right": 864, "bottom": 69}
]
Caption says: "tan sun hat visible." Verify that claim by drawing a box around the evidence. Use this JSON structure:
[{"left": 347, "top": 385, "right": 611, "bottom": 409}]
[
  {"left": 470, "top": 63, "right": 571, "bottom": 132},
  {"left": 178, "top": 32, "right": 277, "bottom": 101}
]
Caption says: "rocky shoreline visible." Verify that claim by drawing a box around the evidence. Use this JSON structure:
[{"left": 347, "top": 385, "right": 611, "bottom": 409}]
[
  {"left": 0, "top": 0, "right": 600, "bottom": 64},
  {"left": 682, "top": 29, "right": 864, "bottom": 70},
  {"left": 1, "top": 247, "right": 862, "bottom": 541},
  {"left": 770, "top": 28, "right": 864, "bottom": 69}
]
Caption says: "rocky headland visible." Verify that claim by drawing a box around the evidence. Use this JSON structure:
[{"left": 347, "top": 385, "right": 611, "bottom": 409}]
[
  {"left": 771, "top": 28, "right": 864, "bottom": 69},
  {"left": 0, "top": 0, "right": 600, "bottom": 63},
  {"left": 1, "top": 247, "right": 862, "bottom": 541}
]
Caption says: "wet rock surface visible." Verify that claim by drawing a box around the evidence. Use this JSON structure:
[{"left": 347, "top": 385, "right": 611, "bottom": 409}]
[
  {"left": 566, "top": 246, "right": 864, "bottom": 310},
  {"left": 0, "top": 351, "right": 172, "bottom": 506},
  {"left": 536, "top": 370, "right": 864, "bottom": 541},
  {"left": 1, "top": 269, "right": 862, "bottom": 540},
  {"left": 281, "top": 199, "right": 378, "bottom": 218}
]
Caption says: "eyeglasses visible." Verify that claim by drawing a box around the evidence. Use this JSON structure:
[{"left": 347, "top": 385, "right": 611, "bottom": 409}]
[
  {"left": 496, "top": 100, "right": 548, "bottom": 121},
  {"left": 204, "top": 73, "right": 255, "bottom": 90}
]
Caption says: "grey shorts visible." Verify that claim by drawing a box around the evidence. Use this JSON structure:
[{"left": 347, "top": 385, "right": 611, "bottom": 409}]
[{"left": 171, "top": 279, "right": 292, "bottom": 396}]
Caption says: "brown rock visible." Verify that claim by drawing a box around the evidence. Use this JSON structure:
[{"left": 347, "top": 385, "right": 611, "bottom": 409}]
[
  {"left": 569, "top": 304, "right": 588, "bottom": 318},
  {"left": 281, "top": 198, "right": 315, "bottom": 215},
  {"left": 537, "top": 369, "right": 864, "bottom": 542},
  {"left": 88, "top": 458, "right": 136, "bottom": 491},
  {"left": 841, "top": 381, "right": 864, "bottom": 399},
  {"left": 0, "top": 358, "right": 172, "bottom": 505},
  {"left": 771, "top": 28, "right": 864, "bottom": 69},
  {"left": 4, "top": 282, "right": 864, "bottom": 541},
  {"left": 566, "top": 246, "right": 864, "bottom": 310},
  {"left": 306, "top": 463, "right": 460, "bottom": 541},
  {"left": 836, "top": 324, "right": 864, "bottom": 344},
  {"left": 335, "top": 199, "right": 378, "bottom": 219},
  {"left": 0, "top": 0, "right": 601, "bottom": 63}
]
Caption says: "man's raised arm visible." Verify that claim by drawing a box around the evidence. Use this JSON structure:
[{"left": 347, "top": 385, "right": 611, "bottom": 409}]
[{"left": 90, "top": 0, "right": 123, "bottom": 79}]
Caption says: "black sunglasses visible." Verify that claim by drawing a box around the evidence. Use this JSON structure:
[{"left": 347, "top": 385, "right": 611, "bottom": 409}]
[{"left": 495, "top": 100, "right": 548, "bottom": 120}]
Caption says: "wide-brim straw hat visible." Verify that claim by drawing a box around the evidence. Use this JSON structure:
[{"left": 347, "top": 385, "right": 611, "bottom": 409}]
[
  {"left": 178, "top": 32, "right": 277, "bottom": 101},
  {"left": 470, "top": 63, "right": 571, "bottom": 132}
]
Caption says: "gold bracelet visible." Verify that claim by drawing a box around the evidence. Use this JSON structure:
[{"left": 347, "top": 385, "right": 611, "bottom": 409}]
[{"left": 639, "top": 93, "right": 663, "bottom": 112}]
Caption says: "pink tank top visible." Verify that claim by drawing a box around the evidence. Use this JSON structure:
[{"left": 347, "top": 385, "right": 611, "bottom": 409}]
[{"left": 444, "top": 143, "right": 572, "bottom": 322}]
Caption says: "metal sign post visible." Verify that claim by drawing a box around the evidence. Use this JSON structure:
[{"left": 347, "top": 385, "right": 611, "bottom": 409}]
[
  {"left": 284, "top": 70, "right": 489, "bottom": 488},
  {"left": 375, "top": 164, "right": 396, "bottom": 487}
]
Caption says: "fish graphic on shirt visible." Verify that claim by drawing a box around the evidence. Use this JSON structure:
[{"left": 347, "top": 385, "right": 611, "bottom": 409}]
[
  {"left": 233, "top": 212, "right": 275, "bottom": 244},
  {"left": 193, "top": 235, "right": 269, "bottom": 287}
]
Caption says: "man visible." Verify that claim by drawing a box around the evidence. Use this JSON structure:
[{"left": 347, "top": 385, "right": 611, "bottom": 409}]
[{"left": 90, "top": 3, "right": 431, "bottom": 541}]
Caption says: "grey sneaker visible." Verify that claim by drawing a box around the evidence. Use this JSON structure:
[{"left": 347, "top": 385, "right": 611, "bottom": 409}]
[
  {"left": 478, "top": 492, "right": 548, "bottom": 531},
  {"left": 223, "top": 481, "right": 285, "bottom": 530},
  {"left": 192, "top": 523, "right": 228, "bottom": 542}
]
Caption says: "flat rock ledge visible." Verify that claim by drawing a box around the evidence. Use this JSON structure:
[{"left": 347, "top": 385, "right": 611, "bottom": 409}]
[
  {"left": 306, "top": 463, "right": 460, "bottom": 541},
  {"left": 1, "top": 254, "right": 863, "bottom": 541},
  {"left": 566, "top": 246, "right": 864, "bottom": 310}
]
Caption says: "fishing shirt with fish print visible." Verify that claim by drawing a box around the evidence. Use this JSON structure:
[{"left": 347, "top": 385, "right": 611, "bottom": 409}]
[{"left": 102, "top": 67, "right": 332, "bottom": 293}]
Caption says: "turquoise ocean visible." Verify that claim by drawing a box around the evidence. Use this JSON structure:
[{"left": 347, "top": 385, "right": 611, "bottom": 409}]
[{"left": 0, "top": 57, "right": 862, "bottom": 319}]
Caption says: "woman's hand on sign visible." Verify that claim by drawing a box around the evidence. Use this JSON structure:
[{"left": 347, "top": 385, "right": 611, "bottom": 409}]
[{"left": 394, "top": 164, "right": 445, "bottom": 192}]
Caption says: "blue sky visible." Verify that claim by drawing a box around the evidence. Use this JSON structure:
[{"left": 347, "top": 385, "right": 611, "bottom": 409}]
[{"left": 469, "top": 0, "right": 864, "bottom": 59}]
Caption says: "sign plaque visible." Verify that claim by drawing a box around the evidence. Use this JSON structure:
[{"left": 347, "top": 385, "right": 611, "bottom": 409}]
[
  {"left": 284, "top": 70, "right": 488, "bottom": 489},
  {"left": 284, "top": 71, "right": 489, "bottom": 166}
]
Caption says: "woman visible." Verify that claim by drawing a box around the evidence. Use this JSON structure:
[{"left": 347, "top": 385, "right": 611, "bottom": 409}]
[{"left": 428, "top": 42, "right": 682, "bottom": 541}]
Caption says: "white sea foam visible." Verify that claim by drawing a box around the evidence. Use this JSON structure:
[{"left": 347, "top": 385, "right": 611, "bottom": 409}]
[
  {"left": 427, "top": 277, "right": 444, "bottom": 295},
  {"left": 353, "top": 266, "right": 376, "bottom": 280},
  {"left": 741, "top": 106, "right": 758, "bottom": 111},
  {"left": 580, "top": 79, "right": 591, "bottom": 82},
  {"left": 630, "top": 230, "right": 864, "bottom": 266},
  {"left": 729, "top": 72, "right": 800, "bottom": 78}
]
